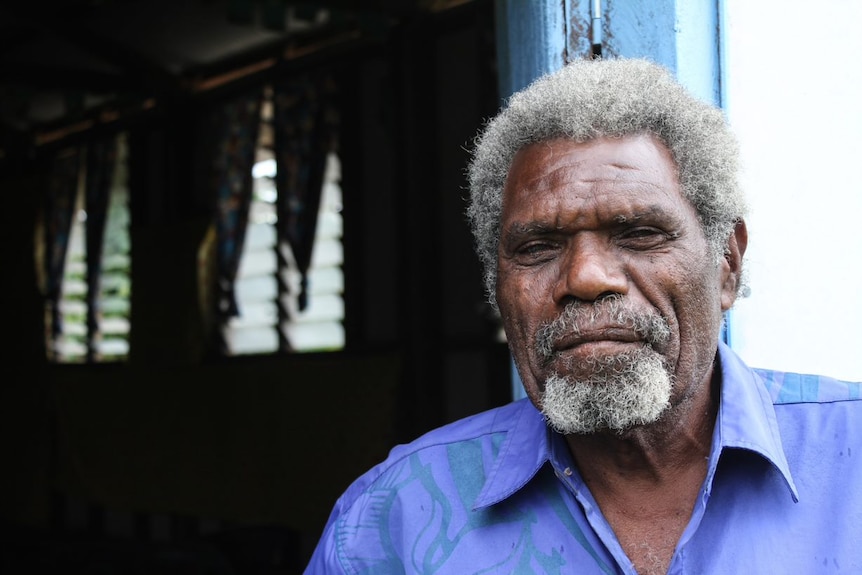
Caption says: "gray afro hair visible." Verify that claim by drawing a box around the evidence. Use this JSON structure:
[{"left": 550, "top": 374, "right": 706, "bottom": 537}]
[{"left": 466, "top": 57, "right": 747, "bottom": 306}]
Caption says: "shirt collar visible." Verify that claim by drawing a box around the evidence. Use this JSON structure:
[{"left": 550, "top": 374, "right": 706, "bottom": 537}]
[
  {"left": 472, "top": 341, "right": 798, "bottom": 509},
  {"left": 472, "top": 397, "right": 550, "bottom": 509},
  {"left": 713, "top": 341, "right": 798, "bottom": 501}
]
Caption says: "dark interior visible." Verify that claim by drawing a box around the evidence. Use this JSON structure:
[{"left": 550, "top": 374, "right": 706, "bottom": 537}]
[{"left": 0, "top": 0, "right": 513, "bottom": 571}]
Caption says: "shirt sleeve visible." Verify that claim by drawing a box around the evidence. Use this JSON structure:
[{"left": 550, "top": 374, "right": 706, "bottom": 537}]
[{"left": 303, "top": 508, "right": 347, "bottom": 575}]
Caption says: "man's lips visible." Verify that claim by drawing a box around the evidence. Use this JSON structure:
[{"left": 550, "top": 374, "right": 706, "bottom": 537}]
[{"left": 551, "top": 327, "right": 642, "bottom": 354}]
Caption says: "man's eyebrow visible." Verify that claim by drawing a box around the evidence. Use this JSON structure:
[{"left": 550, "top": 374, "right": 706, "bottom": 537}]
[
  {"left": 613, "top": 205, "right": 684, "bottom": 224},
  {"left": 613, "top": 212, "right": 649, "bottom": 224},
  {"left": 502, "top": 222, "right": 559, "bottom": 239},
  {"left": 502, "top": 205, "right": 687, "bottom": 241}
]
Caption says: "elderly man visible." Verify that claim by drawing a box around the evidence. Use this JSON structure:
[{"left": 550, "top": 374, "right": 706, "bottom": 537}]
[{"left": 304, "top": 58, "right": 862, "bottom": 574}]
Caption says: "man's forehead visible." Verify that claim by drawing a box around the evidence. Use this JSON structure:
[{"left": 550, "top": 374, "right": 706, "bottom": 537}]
[
  {"left": 507, "top": 134, "right": 678, "bottom": 184},
  {"left": 502, "top": 135, "right": 687, "bottom": 215}
]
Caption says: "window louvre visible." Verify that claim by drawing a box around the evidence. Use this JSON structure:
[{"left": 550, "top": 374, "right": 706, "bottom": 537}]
[
  {"left": 50, "top": 133, "right": 132, "bottom": 363},
  {"left": 222, "top": 88, "right": 345, "bottom": 355}
]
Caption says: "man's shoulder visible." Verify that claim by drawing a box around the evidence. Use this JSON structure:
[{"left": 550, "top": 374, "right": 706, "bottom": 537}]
[
  {"left": 305, "top": 400, "right": 545, "bottom": 573},
  {"left": 335, "top": 399, "right": 531, "bottom": 510},
  {"left": 753, "top": 368, "right": 862, "bottom": 405},
  {"left": 399, "top": 398, "right": 528, "bottom": 452}
]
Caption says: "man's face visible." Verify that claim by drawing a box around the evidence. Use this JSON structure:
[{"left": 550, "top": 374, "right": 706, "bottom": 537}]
[{"left": 496, "top": 134, "right": 743, "bottom": 433}]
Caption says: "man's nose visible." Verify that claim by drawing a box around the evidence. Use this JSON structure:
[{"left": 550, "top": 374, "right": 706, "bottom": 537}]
[{"left": 552, "top": 235, "right": 628, "bottom": 304}]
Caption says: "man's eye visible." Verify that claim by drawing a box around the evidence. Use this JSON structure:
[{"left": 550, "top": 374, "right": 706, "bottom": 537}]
[
  {"left": 515, "top": 242, "right": 558, "bottom": 262},
  {"left": 618, "top": 227, "right": 673, "bottom": 248},
  {"left": 625, "top": 227, "right": 661, "bottom": 238}
]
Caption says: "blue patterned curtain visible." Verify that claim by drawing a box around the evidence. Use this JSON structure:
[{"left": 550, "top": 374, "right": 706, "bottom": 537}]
[
  {"left": 43, "top": 149, "right": 81, "bottom": 348},
  {"left": 84, "top": 135, "right": 119, "bottom": 361},
  {"left": 212, "top": 91, "right": 263, "bottom": 321},
  {"left": 273, "top": 72, "right": 339, "bottom": 311}
]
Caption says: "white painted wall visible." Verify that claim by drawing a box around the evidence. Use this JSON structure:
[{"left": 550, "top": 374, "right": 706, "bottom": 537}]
[{"left": 723, "top": 0, "right": 862, "bottom": 381}]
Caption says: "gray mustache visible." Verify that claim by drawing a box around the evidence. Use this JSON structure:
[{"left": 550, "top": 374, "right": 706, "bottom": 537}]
[{"left": 535, "top": 295, "right": 671, "bottom": 361}]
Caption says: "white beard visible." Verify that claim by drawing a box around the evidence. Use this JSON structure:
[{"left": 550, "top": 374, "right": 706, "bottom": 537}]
[{"left": 540, "top": 347, "right": 672, "bottom": 435}]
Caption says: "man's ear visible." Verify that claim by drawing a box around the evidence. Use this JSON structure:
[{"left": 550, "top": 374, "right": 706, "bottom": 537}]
[{"left": 721, "top": 220, "right": 748, "bottom": 311}]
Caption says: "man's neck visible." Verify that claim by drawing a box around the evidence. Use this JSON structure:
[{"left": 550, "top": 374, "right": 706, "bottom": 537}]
[
  {"left": 566, "top": 390, "right": 716, "bottom": 481},
  {"left": 563, "top": 368, "right": 719, "bottom": 574}
]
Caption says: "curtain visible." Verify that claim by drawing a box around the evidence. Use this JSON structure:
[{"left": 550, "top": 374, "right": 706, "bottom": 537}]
[
  {"left": 43, "top": 148, "right": 81, "bottom": 352},
  {"left": 273, "top": 72, "right": 339, "bottom": 311},
  {"left": 84, "top": 135, "right": 119, "bottom": 361},
  {"left": 212, "top": 91, "right": 263, "bottom": 322}
]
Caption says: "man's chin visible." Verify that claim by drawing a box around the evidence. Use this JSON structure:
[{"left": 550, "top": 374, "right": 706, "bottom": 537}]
[{"left": 539, "top": 350, "right": 673, "bottom": 435}]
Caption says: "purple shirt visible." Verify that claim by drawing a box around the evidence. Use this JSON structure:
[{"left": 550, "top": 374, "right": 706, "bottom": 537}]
[{"left": 305, "top": 343, "right": 862, "bottom": 574}]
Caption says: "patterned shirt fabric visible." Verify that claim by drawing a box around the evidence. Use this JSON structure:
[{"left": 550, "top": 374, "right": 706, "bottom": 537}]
[{"left": 304, "top": 342, "right": 862, "bottom": 574}]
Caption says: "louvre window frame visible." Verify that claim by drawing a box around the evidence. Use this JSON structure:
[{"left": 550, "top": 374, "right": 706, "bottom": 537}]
[
  {"left": 50, "top": 132, "right": 132, "bottom": 364},
  {"left": 220, "top": 86, "right": 345, "bottom": 356}
]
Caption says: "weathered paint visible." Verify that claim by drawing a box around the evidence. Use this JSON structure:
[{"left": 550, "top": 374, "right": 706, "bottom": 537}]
[
  {"left": 674, "top": 0, "right": 722, "bottom": 106},
  {"left": 601, "top": 0, "right": 678, "bottom": 65},
  {"left": 494, "top": 0, "right": 567, "bottom": 100},
  {"left": 496, "top": 0, "right": 721, "bottom": 101},
  {"left": 567, "top": 0, "right": 595, "bottom": 60},
  {"left": 599, "top": 0, "right": 721, "bottom": 106}
]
